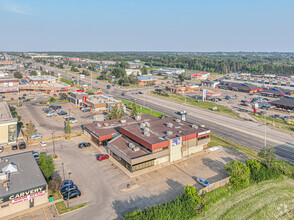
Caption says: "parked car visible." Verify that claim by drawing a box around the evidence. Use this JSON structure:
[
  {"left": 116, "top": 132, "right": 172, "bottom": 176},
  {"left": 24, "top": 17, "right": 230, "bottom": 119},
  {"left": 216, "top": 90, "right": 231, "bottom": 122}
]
[
  {"left": 57, "top": 111, "right": 67, "bottom": 115},
  {"left": 2, "top": 96, "right": 5, "bottom": 99},
  {"left": 64, "top": 115, "right": 72, "bottom": 119},
  {"left": 18, "top": 142, "right": 26, "bottom": 150},
  {"left": 31, "top": 133, "right": 42, "bottom": 140},
  {"left": 23, "top": 94, "right": 27, "bottom": 96},
  {"left": 96, "top": 154, "right": 109, "bottom": 161},
  {"left": 61, "top": 180, "right": 74, "bottom": 189},
  {"left": 70, "top": 119, "right": 78, "bottom": 123},
  {"left": 81, "top": 108, "right": 90, "bottom": 112},
  {"left": 33, "top": 152, "right": 39, "bottom": 160},
  {"left": 63, "top": 189, "right": 81, "bottom": 200},
  {"left": 139, "top": 91, "right": 143, "bottom": 94},
  {"left": 11, "top": 98, "right": 14, "bottom": 101},
  {"left": 195, "top": 177, "right": 211, "bottom": 187},
  {"left": 40, "top": 141, "right": 47, "bottom": 147},
  {"left": 11, "top": 144, "right": 18, "bottom": 150},
  {"left": 22, "top": 96, "right": 25, "bottom": 99},
  {"left": 23, "top": 99, "right": 30, "bottom": 102},
  {"left": 43, "top": 108, "right": 51, "bottom": 112},
  {"left": 60, "top": 184, "right": 78, "bottom": 195},
  {"left": 0, "top": 146, "right": 3, "bottom": 153},
  {"left": 78, "top": 142, "right": 91, "bottom": 148},
  {"left": 47, "top": 112, "right": 57, "bottom": 117}
]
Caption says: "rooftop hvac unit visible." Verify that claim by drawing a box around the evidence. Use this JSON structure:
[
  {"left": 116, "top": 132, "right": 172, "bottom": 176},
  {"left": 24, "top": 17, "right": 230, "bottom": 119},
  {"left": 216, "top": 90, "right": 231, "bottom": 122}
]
[
  {"left": 135, "top": 115, "right": 141, "bottom": 121},
  {"left": 145, "top": 122, "right": 150, "bottom": 127},
  {"left": 132, "top": 146, "right": 140, "bottom": 152},
  {"left": 144, "top": 132, "right": 150, "bottom": 137},
  {"left": 103, "top": 122, "right": 108, "bottom": 126},
  {"left": 144, "top": 128, "right": 150, "bottom": 132},
  {"left": 96, "top": 123, "right": 101, "bottom": 127},
  {"left": 120, "top": 120, "right": 126, "bottom": 124},
  {"left": 166, "top": 123, "right": 173, "bottom": 128},
  {"left": 175, "top": 119, "right": 181, "bottom": 123},
  {"left": 200, "top": 125, "right": 205, "bottom": 128},
  {"left": 191, "top": 124, "right": 198, "bottom": 129},
  {"left": 166, "top": 131, "right": 173, "bottom": 136},
  {"left": 140, "top": 122, "right": 146, "bottom": 128},
  {"left": 128, "top": 143, "right": 135, "bottom": 149}
]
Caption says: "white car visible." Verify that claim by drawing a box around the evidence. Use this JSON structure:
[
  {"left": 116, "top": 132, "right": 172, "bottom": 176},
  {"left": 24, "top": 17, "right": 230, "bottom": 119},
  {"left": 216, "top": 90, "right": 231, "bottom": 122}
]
[
  {"left": 70, "top": 119, "right": 78, "bottom": 123},
  {"left": 47, "top": 113, "right": 57, "bottom": 117},
  {"left": 31, "top": 133, "right": 42, "bottom": 140},
  {"left": 40, "top": 141, "right": 46, "bottom": 147},
  {"left": 64, "top": 115, "right": 72, "bottom": 119}
]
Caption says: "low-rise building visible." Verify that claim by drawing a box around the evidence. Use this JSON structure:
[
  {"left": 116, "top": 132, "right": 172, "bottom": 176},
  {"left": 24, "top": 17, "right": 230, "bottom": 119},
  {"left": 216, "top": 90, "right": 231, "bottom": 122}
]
[
  {"left": 201, "top": 80, "right": 220, "bottom": 88},
  {"left": 0, "top": 152, "right": 48, "bottom": 219},
  {"left": 125, "top": 69, "right": 142, "bottom": 76},
  {"left": 84, "top": 115, "right": 210, "bottom": 172},
  {"left": 188, "top": 72, "right": 210, "bottom": 80},
  {"left": 219, "top": 81, "right": 263, "bottom": 93},
  {"left": 69, "top": 92, "right": 122, "bottom": 112},
  {"left": 260, "top": 86, "right": 293, "bottom": 97},
  {"left": 152, "top": 68, "right": 185, "bottom": 76},
  {"left": 137, "top": 76, "right": 158, "bottom": 85},
  {"left": 166, "top": 85, "right": 199, "bottom": 93},
  {"left": 128, "top": 62, "right": 143, "bottom": 69},
  {"left": 270, "top": 95, "right": 294, "bottom": 110},
  {"left": 0, "top": 78, "right": 19, "bottom": 94},
  {"left": 26, "top": 76, "right": 58, "bottom": 85},
  {"left": 0, "top": 102, "right": 17, "bottom": 144}
]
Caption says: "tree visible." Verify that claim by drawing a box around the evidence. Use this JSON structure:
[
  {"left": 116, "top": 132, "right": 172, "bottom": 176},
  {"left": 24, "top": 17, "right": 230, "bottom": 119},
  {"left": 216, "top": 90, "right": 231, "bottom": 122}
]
[
  {"left": 23, "top": 120, "right": 36, "bottom": 140},
  {"left": 50, "top": 97, "right": 56, "bottom": 102},
  {"left": 130, "top": 100, "right": 138, "bottom": 116},
  {"left": 86, "top": 88, "right": 95, "bottom": 95},
  {"left": 57, "top": 63, "right": 64, "bottom": 69},
  {"left": 108, "top": 104, "right": 124, "bottom": 119},
  {"left": 48, "top": 177, "right": 62, "bottom": 194},
  {"left": 112, "top": 68, "right": 126, "bottom": 78},
  {"left": 37, "top": 154, "right": 55, "bottom": 181},
  {"left": 60, "top": 93, "right": 68, "bottom": 100},
  {"left": 82, "top": 69, "right": 90, "bottom": 76},
  {"left": 65, "top": 118, "right": 71, "bottom": 134},
  {"left": 184, "top": 185, "right": 201, "bottom": 205},
  {"left": 30, "top": 71, "right": 37, "bottom": 76},
  {"left": 225, "top": 161, "right": 250, "bottom": 188},
  {"left": 13, "top": 72, "right": 23, "bottom": 79},
  {"left": 140, "top": 66, "right": 148, "bottom": 75},
  {"left": 258, "top": 146, "right": 276, "bottom": 168},
  {"left": 178, "top": 73, "right": 185, "bottom": 83}
]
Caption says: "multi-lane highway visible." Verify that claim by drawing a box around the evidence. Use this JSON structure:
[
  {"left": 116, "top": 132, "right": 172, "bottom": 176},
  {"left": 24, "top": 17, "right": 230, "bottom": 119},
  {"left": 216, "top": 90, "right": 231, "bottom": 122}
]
[{"left": 43, "top": 65, "right": 294, "bottom": 164}]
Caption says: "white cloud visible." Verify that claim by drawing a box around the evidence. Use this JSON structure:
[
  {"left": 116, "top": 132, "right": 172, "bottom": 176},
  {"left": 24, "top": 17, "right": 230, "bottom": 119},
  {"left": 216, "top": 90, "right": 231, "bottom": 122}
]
[{"left": 2, "top": 1, "right": 32, "bottom": 15}]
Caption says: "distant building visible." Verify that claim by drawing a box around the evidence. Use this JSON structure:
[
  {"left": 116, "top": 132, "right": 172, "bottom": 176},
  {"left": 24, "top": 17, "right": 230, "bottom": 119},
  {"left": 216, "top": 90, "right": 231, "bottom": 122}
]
[
  {"left": 26, "top": 75, "right": 58, "bottom": 84},
  {"left": 201, "top": 80, "right": 220, "bottom": 88},
  {"left": 0, "top": 102, "right": 17, "bottom": 144},
  {"left": 260, "top": 86, "right": 293, "bottom": 97},
  {"left": 219, "top": 81, "right": 263, "bottom": 93},
  {"left": 152, "top": 68, "right": 185, "bottom": 76},
  {"left": 128, "top": 62, "right": 143, "bottom": 69},
  {"left": 0, "top": 78, "right": 19, "bottom": 94},
  {"left": 166, "top": 85, "right": 199, "bottom": 93},
  {"left": 0, "top": 152, "right": 48, "bottom": 219},
  {"left": 187, "top": 72, "right": 210, "bottom": 80},
  {"left": 125, "top": 69, "right": 142, "bottom": 76},
  {"left": 69, "top": 92, "right": 122, "bottom": 112},
  {"left": 270, "top": 95, "right": 294, "bottom": 110},
  {"left": 83, "top": 115, "right": 210, "bottom": 172},
  {"left": 137, "top": 76, "right": 158, "bottom": 85}
]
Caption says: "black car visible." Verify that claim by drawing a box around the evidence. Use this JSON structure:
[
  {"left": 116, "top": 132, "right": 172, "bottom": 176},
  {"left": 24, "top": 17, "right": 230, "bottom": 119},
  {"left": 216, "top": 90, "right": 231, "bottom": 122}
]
[
  {"left": 11, "top": 144, "right": 18, "bottom": 150},
  {"left": 60, "top": 184, "right": 78, "bottom": 195},
  {"left": 23, "top": 99, "right": 30, "bottom": 102},
  {"left": 2, "top": 96, "right": 5, "bottom": 99},
  {"left": 63, "top": 189, "right": 81, "bottom": 200},
  {"left": 78, "top": 142, "right": 91, "bottom": 148},
  {"left": 18, "top": 142, "right": 26, "bottom": 149}
]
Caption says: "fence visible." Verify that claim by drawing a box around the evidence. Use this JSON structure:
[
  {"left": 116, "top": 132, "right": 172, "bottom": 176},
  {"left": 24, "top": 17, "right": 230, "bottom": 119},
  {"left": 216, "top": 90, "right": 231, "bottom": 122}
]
[{"left": 199, "top": 177, "right": 230, "bottom": 194}]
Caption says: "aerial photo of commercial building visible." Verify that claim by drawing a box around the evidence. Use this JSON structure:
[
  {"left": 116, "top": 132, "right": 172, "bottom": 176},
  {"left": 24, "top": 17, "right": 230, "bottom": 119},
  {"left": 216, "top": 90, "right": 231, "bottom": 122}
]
[{"left": 0, "top": 102, "right": 17, "bottom": 145}]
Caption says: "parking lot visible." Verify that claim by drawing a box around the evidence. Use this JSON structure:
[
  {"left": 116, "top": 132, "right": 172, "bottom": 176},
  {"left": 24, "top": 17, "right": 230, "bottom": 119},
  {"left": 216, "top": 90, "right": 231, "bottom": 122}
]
[
  {"left": 16, "top": 101, "right": 96, "bottom": 139},
  {"left": 8, "top": 205, "right": 57, "bottom": 220}
]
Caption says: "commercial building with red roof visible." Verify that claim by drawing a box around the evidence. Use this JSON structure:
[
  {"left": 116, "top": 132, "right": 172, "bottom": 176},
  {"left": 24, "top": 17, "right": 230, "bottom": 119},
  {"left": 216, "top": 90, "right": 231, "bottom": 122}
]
[{"left": 83, "top": 114, "right": 210, "bottom": 172}]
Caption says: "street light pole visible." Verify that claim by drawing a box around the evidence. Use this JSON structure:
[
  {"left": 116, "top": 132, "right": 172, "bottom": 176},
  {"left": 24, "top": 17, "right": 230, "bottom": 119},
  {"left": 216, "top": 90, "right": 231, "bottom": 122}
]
[
  {"left": 52, "top": 131, "right": 55, "bottom": 157},
  {"left": 62, "top": 163, "right": 65, "bottom": 181},
  {"left": 264, "top": 115, "right": 267, "bottom": 147},
  {"left": 67, "top": 172, "right": 71, "bottom": 209}
]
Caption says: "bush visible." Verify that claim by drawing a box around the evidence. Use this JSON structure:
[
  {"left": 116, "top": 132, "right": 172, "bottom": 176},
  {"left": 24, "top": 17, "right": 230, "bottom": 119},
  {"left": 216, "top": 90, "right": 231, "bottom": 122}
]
[
  {"left": 49, "top": 177, "right": 62, "bottom": 194},
  {"left": 225, "top": 161, "right": 250, "bottom": 188},
  {"left": 246, "top": 159, "right": 280, "bottom": 182}
]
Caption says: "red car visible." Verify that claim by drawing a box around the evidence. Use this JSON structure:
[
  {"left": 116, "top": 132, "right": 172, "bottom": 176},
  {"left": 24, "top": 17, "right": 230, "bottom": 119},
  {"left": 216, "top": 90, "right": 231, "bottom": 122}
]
[
  {"left": 96, "top": 154, "right": 109, "bottom": 161},
  {"left": 11, "top": 98, "right": 14, "bottom": 100},
  {"left": 112, "top": 84, "right": 115, "bottom": 86}
]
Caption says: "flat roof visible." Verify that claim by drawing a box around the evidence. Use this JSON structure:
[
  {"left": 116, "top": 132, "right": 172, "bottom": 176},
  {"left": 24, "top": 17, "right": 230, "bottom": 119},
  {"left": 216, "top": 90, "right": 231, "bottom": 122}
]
[
  {"left": 87, "top": 94, "right": 121, "bottom": 104},
  {"left": 109, "top": 135, "right": 149, "bottom": 159},
  {"left": 0, "top": 102, "right": 17, "bottom": 124},
  {"left": 0, "top": 152, "right": 47, "bottom": 199},
  {"left": 120, "top": 117, "right": 210, "bottom": 145},
  {"left": 26, "top": 75, "right": 57, "bottom": 81},
  {"left": 84, "top": 114, "right": 158, "bottom": 139},
  {"left": 271, "top": 97, "right": 294, "bottom": 108}
]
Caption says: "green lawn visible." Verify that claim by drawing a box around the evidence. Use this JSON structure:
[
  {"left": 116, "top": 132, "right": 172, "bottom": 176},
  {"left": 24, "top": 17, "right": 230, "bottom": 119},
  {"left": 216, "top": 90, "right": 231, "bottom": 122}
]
[
  {"left": 55, "top": 201, "right": 89, "bottom": 215},
  {"left": 249, "top": 113, "right": 294, "bottom": 133},
  {"left": 196, "top": 176, "right": 294, "bottom": 220},
  {"left": 120, "top": 99, "right": 166, "bottom": 118},
  {"left": 150, "top": 92, "right": 241, "bottom": 119},
  {"left": 60, "top": 78, "right": 74, "bottom": 85}
]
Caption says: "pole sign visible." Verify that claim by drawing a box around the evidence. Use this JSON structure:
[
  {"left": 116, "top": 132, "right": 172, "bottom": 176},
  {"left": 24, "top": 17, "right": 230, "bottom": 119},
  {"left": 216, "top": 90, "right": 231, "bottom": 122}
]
[{"left": 202, "top": 89, "right": 207, "bottom": 101}]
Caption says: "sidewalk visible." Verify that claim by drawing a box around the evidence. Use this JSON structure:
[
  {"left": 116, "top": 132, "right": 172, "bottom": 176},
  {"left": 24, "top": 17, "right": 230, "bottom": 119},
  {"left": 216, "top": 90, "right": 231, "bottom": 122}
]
[{"left": 5, "top": 199, "right": 63, "bottom": 220}]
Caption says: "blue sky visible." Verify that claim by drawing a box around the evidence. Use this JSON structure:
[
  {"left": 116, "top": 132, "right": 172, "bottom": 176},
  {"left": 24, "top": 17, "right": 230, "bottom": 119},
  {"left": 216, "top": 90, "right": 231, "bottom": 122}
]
[{"left": 0, "top": 0, "right": 293, "bottom": 52}]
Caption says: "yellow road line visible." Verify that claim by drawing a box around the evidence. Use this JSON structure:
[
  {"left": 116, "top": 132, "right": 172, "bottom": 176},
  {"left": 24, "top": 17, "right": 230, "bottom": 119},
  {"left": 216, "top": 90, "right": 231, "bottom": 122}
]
[
  {"left": 31, "top": 211, "right": 35, "bottom": 220},
  {"left": 43, "top": 207, "right": 48, "bottom": 220},
  {"left": 19, "top": 216, "right": 21, "bottom": 220}
]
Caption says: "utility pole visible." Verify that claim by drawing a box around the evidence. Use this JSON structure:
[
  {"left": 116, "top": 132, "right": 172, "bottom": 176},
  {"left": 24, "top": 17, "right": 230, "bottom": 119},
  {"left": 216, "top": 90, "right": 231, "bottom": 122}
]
[
  {"left": 91, "top": 71, "right": 93, "bottom": 89},
  {"left": 62, "top": 163, "right": 65, "bottom": 181},
  {"left": 52, "top": 131, "right": 55, "bottom": 157},
  {"left": 264, "top": 115, "right": 267, "bottom": 147},
  {"left": 67, "top": 172, "right": 71, "bottom": 209}
]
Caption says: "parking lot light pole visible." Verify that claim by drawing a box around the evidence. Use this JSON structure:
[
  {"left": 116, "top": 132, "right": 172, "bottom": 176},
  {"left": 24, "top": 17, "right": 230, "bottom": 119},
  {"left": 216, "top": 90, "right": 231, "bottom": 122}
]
[
  {"left": 52, "top": 131, "right": 55, "bottom": 157},
  {"left": 264, "top": 115, "right": 267, "bottom": 147},
  {"left": 62, "top": 163, "right": 65, "bottom": 181},
  {"left": 67, "top": 172, "right": 71, "bottom": 209}
]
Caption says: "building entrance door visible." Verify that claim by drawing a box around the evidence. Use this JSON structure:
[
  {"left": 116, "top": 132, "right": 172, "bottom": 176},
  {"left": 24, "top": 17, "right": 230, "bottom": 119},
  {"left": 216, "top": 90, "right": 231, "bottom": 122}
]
[{"left": 29, "top": 198, "right": 34, "bottom": 208}]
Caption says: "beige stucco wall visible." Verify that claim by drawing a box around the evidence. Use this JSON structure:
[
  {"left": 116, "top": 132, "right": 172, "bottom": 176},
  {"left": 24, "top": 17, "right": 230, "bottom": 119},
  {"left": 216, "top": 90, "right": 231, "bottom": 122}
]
[
  {"left": 0, "top": 192, "right": 48, "bottom": 219},
  {"left": 0, "top": 124, "right": 8, "bottom": 144},
  {"left": 169, "top": 137, "right": 182, "bottom": 162}
]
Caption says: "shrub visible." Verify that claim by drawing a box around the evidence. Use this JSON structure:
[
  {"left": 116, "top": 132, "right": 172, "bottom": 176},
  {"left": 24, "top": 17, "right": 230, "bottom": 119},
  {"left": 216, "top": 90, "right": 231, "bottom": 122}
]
[
  {"left": 225, "top": 161, "right": 250, "bottom": 188},
  {"left": 246, "top": 159, "right": 280, "bottom": 182},
  {"left": 48, "top": 177, "right": 62, "bottom": 194}
]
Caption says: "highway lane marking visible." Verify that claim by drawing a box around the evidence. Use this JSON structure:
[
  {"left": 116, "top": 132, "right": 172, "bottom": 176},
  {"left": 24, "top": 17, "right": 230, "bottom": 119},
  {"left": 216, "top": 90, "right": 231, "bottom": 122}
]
[{"left": 43, "top": 207, "right": 48, "bottom": 220}]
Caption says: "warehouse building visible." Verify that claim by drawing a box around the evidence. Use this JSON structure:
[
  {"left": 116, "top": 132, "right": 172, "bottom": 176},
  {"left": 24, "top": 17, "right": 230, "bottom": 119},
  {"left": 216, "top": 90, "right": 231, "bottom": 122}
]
[
  {"left": 0, "top": 152, "right": 48, "bottom": 218},
  {"left": 270, "top": 95, "right": 294, "bottom": 110},
  {"left": 0, "top": 78, "right": 19, "bottom": 94},
  {"left": 0, "top": 102, "right": 17, "bottom": 144},
  {"left": 84, "top": 115, "right": 210, "bottom": 172},
  {"left": 219, "top": 81, "right": 263, "bottom": 93},
  {"left": 260, "top": 86, "right": 293, "bottom": 97}
]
